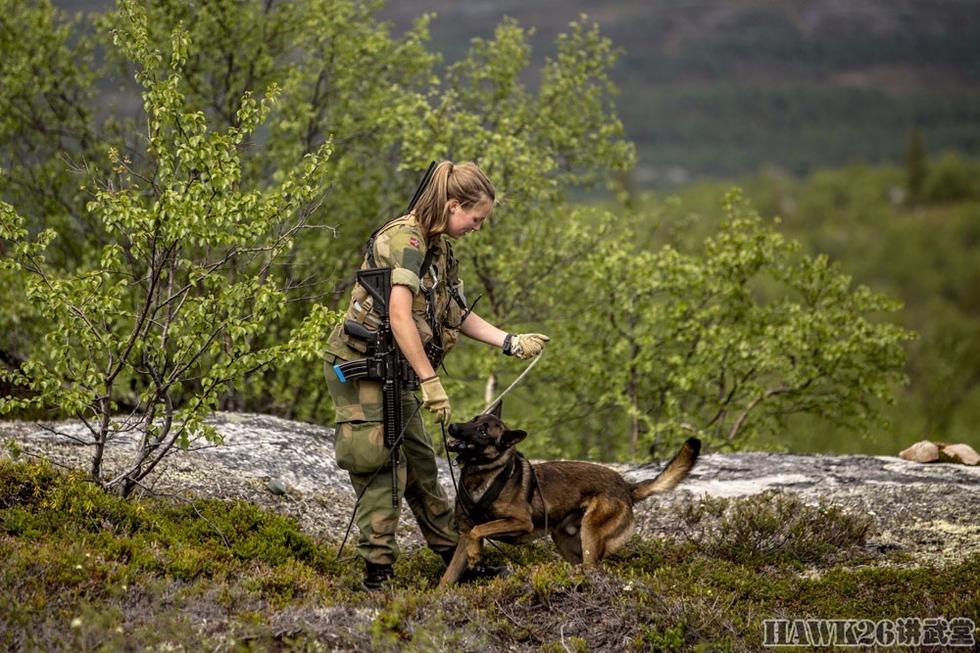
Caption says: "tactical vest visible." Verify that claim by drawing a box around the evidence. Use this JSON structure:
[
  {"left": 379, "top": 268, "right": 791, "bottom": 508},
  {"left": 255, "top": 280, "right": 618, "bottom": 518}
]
[{"left": 332, "top": 214, "right": 468, "bottom": 367}]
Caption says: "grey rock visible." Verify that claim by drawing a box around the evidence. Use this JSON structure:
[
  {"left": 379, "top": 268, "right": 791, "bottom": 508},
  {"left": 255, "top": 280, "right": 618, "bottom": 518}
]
[
  {"left": 2, "top": 413, "right": 978, "bottom": 565},
  {"left": 266, "top": 478, "right": 288, "bottom": 496}
]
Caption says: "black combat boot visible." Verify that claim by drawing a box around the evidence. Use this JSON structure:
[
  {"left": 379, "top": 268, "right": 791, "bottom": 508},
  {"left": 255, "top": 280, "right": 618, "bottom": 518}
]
[
  {"left": 462, "top": 561, "right": 512, "bottom": 582},
  {"left": 361, "top": 562, "right": 393, "bottom": 592},
  {"left": 437, "top": 548, "right": 511, "bottom": 583}
]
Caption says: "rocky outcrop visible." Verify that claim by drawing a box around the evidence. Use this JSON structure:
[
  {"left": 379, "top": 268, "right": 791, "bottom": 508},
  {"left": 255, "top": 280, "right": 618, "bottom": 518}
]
[
  {"left": 899, "top": 440, "right": 940, "bottom": 463},
  {"left": 939, "top": 443, "right": 980, "bottom": 466},
  {"left": 900, "top": 440, "right": 979, "bottom": 466},
  {"left": 2, "top": 413, "right": 978, "bottom": 564}
]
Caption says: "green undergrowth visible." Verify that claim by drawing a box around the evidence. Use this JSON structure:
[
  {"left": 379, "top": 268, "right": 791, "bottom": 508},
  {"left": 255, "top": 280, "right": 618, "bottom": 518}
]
[
  {"left": 1, "top": 460, "right": 977, "bottom": 651},
  {"left": 675, "top": 490, "right": 875, "bottom": 567}
]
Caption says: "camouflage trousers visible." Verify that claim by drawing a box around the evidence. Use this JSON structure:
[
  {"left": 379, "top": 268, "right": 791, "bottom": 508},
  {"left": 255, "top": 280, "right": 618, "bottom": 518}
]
[{"left": 325, "top": 358, "right": 457, "bottom": 565}]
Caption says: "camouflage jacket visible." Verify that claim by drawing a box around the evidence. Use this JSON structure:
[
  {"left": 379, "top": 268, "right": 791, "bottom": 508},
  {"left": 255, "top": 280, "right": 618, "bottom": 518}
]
[{"left": 325, "top": 213, "right": 466, "bottom": 363}]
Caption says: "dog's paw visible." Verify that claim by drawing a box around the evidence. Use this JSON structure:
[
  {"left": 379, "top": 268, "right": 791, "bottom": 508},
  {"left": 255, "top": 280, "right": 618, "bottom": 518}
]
[{"left": 466, "top": 544, "right": 483, "bottom": 568}]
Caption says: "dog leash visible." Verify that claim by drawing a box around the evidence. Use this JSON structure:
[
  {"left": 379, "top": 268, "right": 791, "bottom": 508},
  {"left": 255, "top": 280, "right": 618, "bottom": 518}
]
[
  {"left": 480, "top": 352, "right": 549, "bottom": 535},
  {"left": 440, "top": 423, "right": 548, "bottom": 567},
  {"left": 441, "top": 353, "right": 551, "bottom": 565},
  {"left": 336, "top": 353, "right": 546, "bottom": 565},
  {"left": 481, "top": 352, "right": 544, "bottom": 415}
]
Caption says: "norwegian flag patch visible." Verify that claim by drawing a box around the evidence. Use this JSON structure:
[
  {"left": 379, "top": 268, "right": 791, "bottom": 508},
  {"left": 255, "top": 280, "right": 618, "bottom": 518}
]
[{"left": 409, "top": 237, "right": 420, "bottom": 248}]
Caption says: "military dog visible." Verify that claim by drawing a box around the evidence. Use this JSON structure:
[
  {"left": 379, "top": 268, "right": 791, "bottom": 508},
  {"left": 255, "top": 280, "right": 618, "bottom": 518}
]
[{"left": 438, "top": 407, "right": 700, "bottom": 588}]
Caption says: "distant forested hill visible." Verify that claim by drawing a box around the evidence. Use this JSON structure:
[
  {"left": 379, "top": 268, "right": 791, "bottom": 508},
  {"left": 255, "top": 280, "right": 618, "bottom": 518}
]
[
  {"left": 377, "top": 0, "right": 980, "bottom": 185},
  {"left": 48, "top": 0, "right": 980, "bottom": 184}
]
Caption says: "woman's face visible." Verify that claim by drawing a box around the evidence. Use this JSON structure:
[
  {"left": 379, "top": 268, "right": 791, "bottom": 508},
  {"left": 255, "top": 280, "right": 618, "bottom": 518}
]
[{"left": 446, "top": 197, "right": 492, "bottom": 238}]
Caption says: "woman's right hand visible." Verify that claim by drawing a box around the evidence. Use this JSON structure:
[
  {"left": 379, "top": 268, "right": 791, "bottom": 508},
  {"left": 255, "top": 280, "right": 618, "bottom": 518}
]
[{"left": 420, "top": 375, "right": 452, "bottom": 424}]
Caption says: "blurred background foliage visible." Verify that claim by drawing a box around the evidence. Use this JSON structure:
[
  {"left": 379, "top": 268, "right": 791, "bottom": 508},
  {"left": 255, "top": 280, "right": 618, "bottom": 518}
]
[
  {"left": 2, "top": 0, "right": 978, "bottom": 462},
  {"left": 655, "top": 156, "right": 980, "bottom": 454}
]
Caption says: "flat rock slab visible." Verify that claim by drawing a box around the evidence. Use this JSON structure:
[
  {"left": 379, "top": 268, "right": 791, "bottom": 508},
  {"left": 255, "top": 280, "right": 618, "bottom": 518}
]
[
  {"left": 2, "top": 412, "right": 977, "bottom": 565},
  {"left": 624, "top": 452, "right": 980, "bottom": 565}
]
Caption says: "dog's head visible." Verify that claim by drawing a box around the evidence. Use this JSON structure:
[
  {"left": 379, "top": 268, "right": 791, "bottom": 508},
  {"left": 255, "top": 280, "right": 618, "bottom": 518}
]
[{"left": 446, "top": 405, "right": 527, "bottom": 464}]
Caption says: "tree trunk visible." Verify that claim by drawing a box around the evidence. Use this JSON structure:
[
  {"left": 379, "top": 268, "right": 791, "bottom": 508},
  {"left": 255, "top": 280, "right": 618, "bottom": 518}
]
[
  {"left": 628, "top": 338, "right": 640, "bottom": 459},
  {"left": 484, "top": 371, "right": 497, "bottom": 407},
  {"left": 628, "top": 374, "right": 639, "bottom": 459},
  {"left": 90, "top": 397, "right": 111, "bottom": 484}
]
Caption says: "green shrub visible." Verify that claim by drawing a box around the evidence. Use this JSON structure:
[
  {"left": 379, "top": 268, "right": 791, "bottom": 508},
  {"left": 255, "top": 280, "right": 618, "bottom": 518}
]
[
  {"left": 922, "top": 151, "right": 980, "bottom": 203},
  {"left": 677, "top": 490, "right": 872, "bottom": 566},
  {"left": 0, "top": 459, "right": 58, "bottom": 508},
  {"left": 0, "top": 460, "right": 333, "bottom": 578}
]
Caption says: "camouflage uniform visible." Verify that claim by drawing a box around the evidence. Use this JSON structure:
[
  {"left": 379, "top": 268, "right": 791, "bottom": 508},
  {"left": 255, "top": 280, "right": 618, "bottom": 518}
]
[{"left": 324, "top": 213, "right": 465, "bottom": 565}]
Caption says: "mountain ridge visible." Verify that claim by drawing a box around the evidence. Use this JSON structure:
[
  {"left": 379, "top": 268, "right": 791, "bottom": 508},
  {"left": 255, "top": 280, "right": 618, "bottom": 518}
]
[{"left": 47, "top": 0, "right": 980, "bottom": 183}]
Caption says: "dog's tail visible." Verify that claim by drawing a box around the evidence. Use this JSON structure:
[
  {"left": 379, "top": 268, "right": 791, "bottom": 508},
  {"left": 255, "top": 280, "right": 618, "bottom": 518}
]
[{"left": 629, "top": 438, "right": 700, "bottom": 503}]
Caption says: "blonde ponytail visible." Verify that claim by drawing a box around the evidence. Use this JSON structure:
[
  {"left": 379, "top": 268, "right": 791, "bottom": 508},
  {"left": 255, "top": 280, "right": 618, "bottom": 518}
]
[{"left": 412, "top": 160, "right": 495, "bottom": 237}]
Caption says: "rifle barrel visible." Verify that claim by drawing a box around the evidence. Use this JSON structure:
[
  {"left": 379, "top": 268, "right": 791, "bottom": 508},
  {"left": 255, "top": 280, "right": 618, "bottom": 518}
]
[{"left": 406, "top": 161, "right": 437, "bottom": 213}]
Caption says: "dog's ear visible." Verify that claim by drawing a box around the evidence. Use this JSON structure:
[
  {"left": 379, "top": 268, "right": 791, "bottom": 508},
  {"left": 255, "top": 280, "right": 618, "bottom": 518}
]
[
  {"left": 488, "top": 400, "right": 502, "bottom": 419},
  {"left": 502, "top": 429, "right": 527, "bottom": 447}
]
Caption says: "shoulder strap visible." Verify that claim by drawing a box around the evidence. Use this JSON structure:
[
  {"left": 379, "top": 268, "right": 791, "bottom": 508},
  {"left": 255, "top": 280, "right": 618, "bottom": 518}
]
[
  {"left": 364, "top": 217, "right": 402, "bottom": 268},
  {"left": 420, "top": 245, "right": 436, "bottom": 279}
]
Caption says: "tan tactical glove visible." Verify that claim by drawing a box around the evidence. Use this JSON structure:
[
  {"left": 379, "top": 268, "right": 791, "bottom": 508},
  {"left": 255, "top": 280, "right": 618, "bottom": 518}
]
[
  {"left": 504, "top": 333, "right": 550, "bottom": 360},
  {"left": 420, "top": 375, "right": 452, "bottom": 424}
]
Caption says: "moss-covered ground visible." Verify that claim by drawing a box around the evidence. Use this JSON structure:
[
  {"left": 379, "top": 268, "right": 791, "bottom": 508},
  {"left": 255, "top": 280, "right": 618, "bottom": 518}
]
[{"left": 0, "top": 460, "right": 976, "bottom": 651}]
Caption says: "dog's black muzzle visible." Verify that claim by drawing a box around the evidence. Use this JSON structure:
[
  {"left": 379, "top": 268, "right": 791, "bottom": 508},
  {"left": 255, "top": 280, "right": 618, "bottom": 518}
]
[
  {"left": 445, "top": 422, "right": 480, "bottom": 454},
  {"left": 446, "top": 439, "right": 465, "bottom": 453},
  {"left": 445, "top": 422, "right": 464, "bottom": 453}
]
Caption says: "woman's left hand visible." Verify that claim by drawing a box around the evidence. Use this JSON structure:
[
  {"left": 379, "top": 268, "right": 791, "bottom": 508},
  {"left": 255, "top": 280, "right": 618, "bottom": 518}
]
[
  {"left": 420, "top": 375, "right": 452, "bottom": 424},
  {"left": 510, "top": 333, "right": 550, "bottom": 359}
]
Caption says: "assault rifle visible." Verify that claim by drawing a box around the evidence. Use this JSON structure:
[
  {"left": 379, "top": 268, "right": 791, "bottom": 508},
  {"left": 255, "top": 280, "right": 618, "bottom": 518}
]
[
  {"left": 332, "top": 268, "right": 416, "bottom": 507},
  {"left": 331, "top": 161, "right": 436, "bottom": 507}
]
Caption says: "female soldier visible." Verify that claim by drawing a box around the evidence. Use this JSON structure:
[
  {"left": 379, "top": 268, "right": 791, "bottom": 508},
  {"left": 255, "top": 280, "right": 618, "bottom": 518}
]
[{"left": 324, "top": 161, "right": 549, "bottom": 590}]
